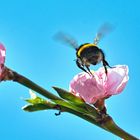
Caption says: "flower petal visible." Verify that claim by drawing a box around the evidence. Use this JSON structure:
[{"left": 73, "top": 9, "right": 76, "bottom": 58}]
[
  {"left": 69, "top": 73, "right": 105, "bottom": 103},
  {"left": 69, "top": 65, "right": 129, "bottom": 104},
  {"left": 105, "top": 65, "right": 129, "bottom": 96}
]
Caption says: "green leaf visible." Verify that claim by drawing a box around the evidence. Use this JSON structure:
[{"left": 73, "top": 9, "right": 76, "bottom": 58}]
[
  {"left": 24, "top": 89, "right": 100, "bottom": 119},
  {"left": 25, "top": 90, "right": 46, "bottom": 104},
  {"left": 53, "top": 87, "right": 101, "bottom": 118},
  {"left": 25, "top": 97, "right": 46, "bottom": 104},
  {"left": 22, "top": 103, "right": 54, "bottom": 112},
  {"left": 52, "top": 99, "right": 91, "bottom": 115},
  {"left": 53, "top": 86, "right": 85, "bottom": 105},
  {"left": 23, "top": 90, "right": 57, "bottom": 112}
]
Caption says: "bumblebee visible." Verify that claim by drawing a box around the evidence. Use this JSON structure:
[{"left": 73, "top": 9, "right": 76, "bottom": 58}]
[
  {"left": 76, "top": 43, "right": 111, "bottom": 75},
  {"left": 55, "top": 23, "right": 113, "bottom": 75}
]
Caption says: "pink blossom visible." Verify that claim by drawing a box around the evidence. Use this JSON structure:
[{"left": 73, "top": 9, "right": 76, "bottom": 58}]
[
  {"left": 0, "top": 43, "right": 6, "bottom": 81},
  {"left": 69, "top": 65, "right": 129, "bottom": 104}
]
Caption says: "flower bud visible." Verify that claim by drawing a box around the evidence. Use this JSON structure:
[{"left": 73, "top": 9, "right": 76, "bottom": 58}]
[{"left": 0, "top": 43, "right": 6, "bottom": 81}]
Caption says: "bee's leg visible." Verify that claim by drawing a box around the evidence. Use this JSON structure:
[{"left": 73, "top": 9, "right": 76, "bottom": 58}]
[
  {"left": 76, "top": 59, "right": 88, "bottom": 74},
  {"left": 101, "top": 49, "right": 113, "bottom": 68},
  {"left": 85, "top": 65, "right": 93, "bottom": 76},
  {"left": 103, "top": 64, "right": 108, "bottom": 75},
  {"left": 102, "top": 60, "right": 108, "bottom": 75},
  {"left": 103, "top": 59, "right": 115, "bottom": 75},
  {"left": 103, "top": 59, "right": 113, "bottom": 68}
]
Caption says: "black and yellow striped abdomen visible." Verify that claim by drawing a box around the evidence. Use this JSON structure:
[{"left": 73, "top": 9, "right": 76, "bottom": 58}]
[{"left": 76, "top": 43, "right": 97, "bottom": 57}]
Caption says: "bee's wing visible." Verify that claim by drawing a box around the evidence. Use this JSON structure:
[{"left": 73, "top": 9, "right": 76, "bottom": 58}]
[
  {"left": 94, "top": 23, "right": 114, "bottom": 45},
  {"left": 54, "top": 32, "right": 79, "bottom": 50}
]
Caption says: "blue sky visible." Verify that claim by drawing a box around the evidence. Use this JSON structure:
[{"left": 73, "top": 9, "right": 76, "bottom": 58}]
[{"left": 0, "top": 0, "right": 140, "bottom": 140}]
